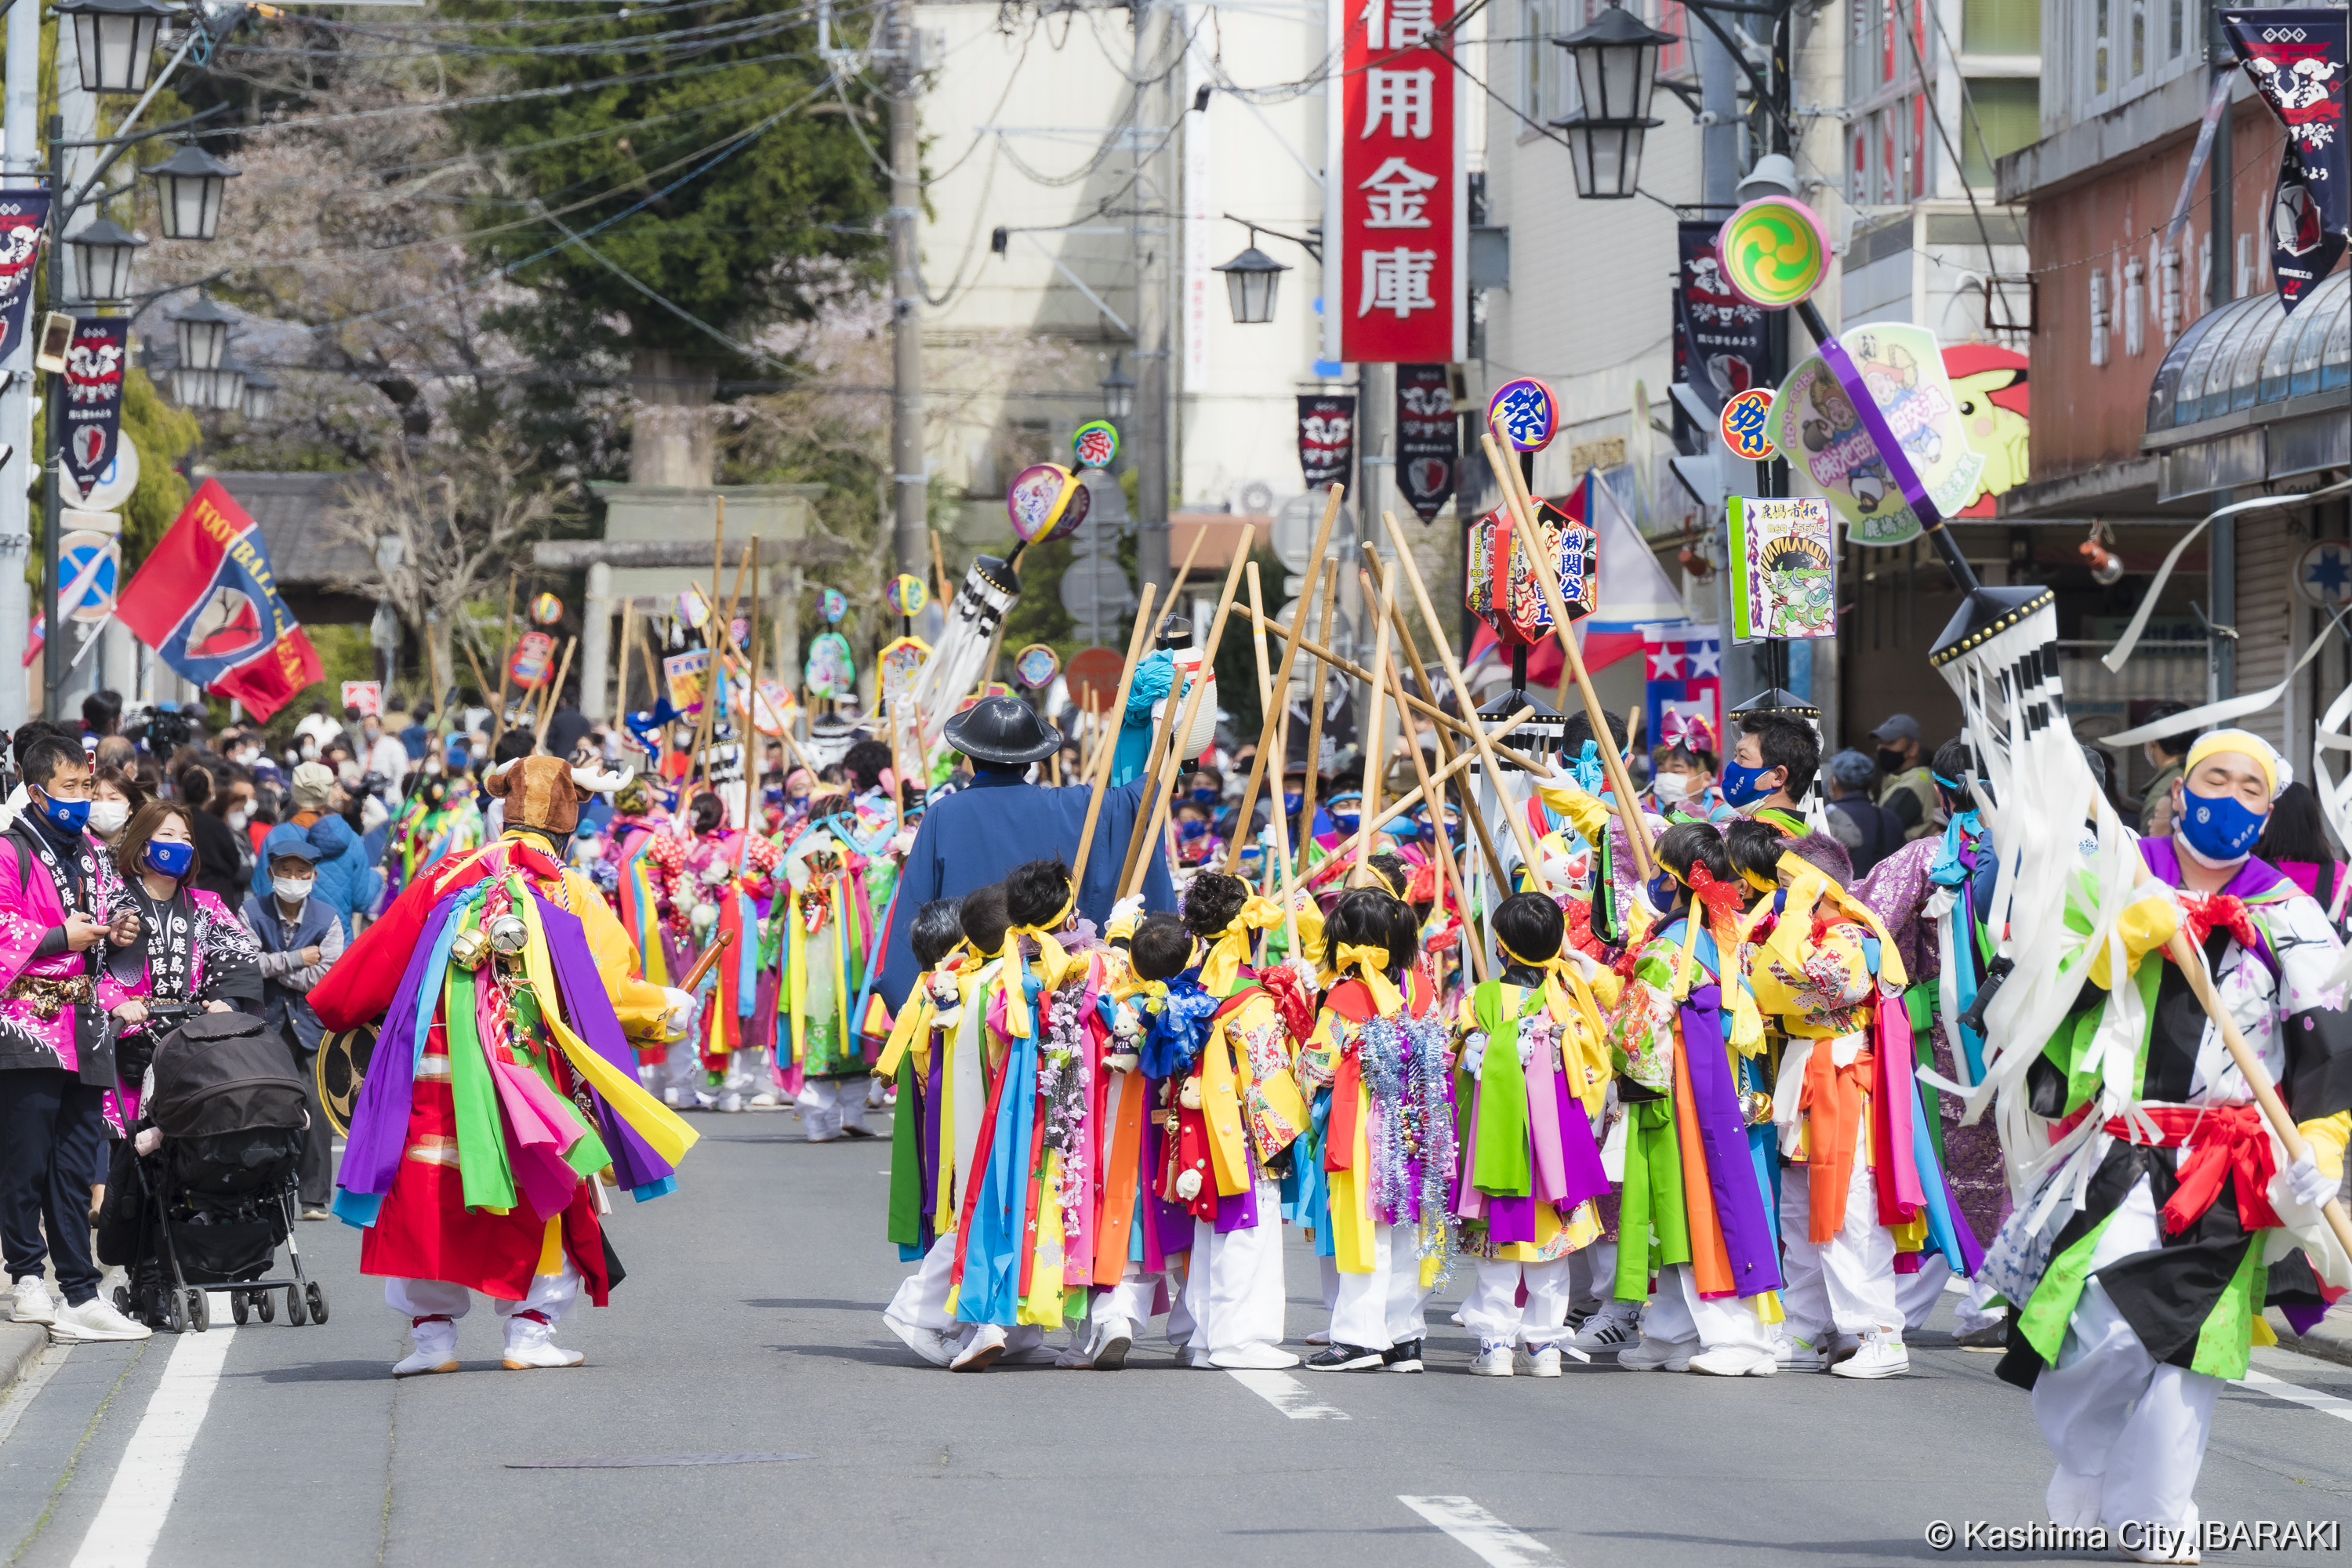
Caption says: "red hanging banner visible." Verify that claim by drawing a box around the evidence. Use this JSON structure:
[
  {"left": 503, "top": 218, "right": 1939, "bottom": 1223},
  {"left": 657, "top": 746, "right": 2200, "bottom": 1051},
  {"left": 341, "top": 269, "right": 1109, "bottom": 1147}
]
[{"left": 1337, "top": 0, "right": 1466, "bottom": 365}]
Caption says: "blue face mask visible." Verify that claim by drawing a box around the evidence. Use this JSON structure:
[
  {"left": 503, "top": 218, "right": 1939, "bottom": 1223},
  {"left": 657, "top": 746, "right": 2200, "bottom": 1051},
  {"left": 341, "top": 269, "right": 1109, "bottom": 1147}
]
[
  {"left": 146, "top": 839, "right": 195, "bottom": 878},
  {"left": 1282, "top": 791, "right": 1303, "bottom": 816},
  {"left": 38, "top": 791, "right": 89, "bottom": 833},
  {"left": 2177, "top": 786, "right": 2267, "bottom": 866},
  {"left": 1178, "top": 818, "right": 1209, "bottom": 841},
  {"left": 1189, "top": 787, "right": 1218, "bottom": 808},
  {"left": 1646, "top": 871, "right": 1681, "bottom": 915},
  {"left": 1719, "top": 758, "right": 1775, "bottom": 808}
]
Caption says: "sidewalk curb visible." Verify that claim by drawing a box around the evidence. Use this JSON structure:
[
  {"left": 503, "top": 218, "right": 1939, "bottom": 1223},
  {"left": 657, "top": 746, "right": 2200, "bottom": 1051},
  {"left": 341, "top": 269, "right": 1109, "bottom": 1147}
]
[
  {"left": 2266, "top": 1307, "right": 2352, "bottom": 1372},
  {"left": 0, "top": 1319, "right": 49, "bottom": 1401}
]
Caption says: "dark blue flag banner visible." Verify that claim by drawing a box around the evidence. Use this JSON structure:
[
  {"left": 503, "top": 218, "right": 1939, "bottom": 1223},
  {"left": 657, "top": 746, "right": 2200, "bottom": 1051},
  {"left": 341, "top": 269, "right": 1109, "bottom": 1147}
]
[
  {"left": 2223, "top": 9, "right": 2350, "bottom": 312},
  {"left": 62, "top": 318, "right": 127, "bottom": 493},
  {"left": 0, "top": 193, "right": 47, "bottom": 360}
]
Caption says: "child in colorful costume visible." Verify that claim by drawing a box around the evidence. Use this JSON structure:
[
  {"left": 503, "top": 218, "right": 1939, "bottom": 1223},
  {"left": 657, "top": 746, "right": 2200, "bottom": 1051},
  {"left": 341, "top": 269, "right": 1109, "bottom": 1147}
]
[
  {"left": 1600, "top": 821, "right": 1784, "bottom": 1374},
  {"left": 677, "top": 790, "right": 782, "bottom": 1114},
  {"left": 778, "top": 819, "right": 877, "bottom": 1138},
  {"left": 387, "top": 774, "right": 485, "bottom": 903},
  {"left": 878, "top": 895, "right": 979, "bottom": 1366},
  {"left": 1983, "top": 731, "right": 2347, "bottom": 1555},
  {"left": 1153, "top": 872, "right": 1311, "bottom": 1370},
  {"left": 1295, "top": 884, "right": 1451, "bottom": 1373},
  {"left": 1452, "top": 891, "right": 1616, "bottom": 1377},
  {"left": 312, "top": 757, "right": 699, "bottom": 1376}
]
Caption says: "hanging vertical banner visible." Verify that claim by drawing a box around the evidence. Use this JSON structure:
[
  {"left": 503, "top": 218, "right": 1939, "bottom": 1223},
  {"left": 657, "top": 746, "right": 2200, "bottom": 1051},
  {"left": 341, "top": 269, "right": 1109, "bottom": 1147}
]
[
  {"left": 0, "top": 193, "right": 49, "bottom": 359},
  {"left": 61, "top": 318, "right": 128, "bottom": 494},
  {"left": 2222, "top": 9, "right": 2350, "bottom": 312},
  {"left": 1675, "top": 220, "right": 1769, "bottom": 408},
  {"left": 1395, "top": 362, "right": 1457, "bottom": 521},
  {"left": 1298, "top": 393, "right": 1357, "bottom": 488},
  {"left": 1181, "top": 37, "right": 1215, "bottom": 393},
  {"left": 1644, "top": 625, "right": 1722, "bottom": 763},
  {"left": 1337, "top": 0, "right": 1466, "bottom": 363},
  {"left": 1727, "top": 496, "right": 1838, "bottom": 644}
]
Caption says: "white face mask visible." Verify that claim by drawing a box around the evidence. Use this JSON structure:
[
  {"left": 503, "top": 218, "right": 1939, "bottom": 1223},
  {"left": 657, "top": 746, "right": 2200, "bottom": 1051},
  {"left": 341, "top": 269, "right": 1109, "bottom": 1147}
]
[
  {"left": 274, "top": 876, "right": 314, "bottom": 904},
  {"left": 87, "top": 799, "right": 129, "bottom": 835},
  {"left": 1650, "top": 772, "right": 1693, "bottom": 803},
  {"left": 226, "top": 808, "right": 250, "bottom": 832}
]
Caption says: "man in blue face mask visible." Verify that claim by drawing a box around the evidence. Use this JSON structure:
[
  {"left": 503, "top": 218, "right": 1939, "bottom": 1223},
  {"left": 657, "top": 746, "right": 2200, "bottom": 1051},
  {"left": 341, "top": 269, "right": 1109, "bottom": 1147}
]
[
  {"left": 2006, "top": 725, "right": 2351, "bottom": 1546},
  {"left": 1722, "top": 714, "right": 1817, "bottom": 837}
]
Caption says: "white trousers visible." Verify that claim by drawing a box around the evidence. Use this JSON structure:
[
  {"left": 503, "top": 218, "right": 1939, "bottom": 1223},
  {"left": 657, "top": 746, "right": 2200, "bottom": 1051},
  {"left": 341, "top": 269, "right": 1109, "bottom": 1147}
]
[
  {"left": 387, "top": 1259, "right": 580, "bottom": 1327},
  {"left": 1319, "top": 1254, "right": 1340, "bottom": 1312},
  {"left": 2031, "top": 1177, "right": 2218, "bottom": 1537},
  {"left": 1179, "top": 1179, "right": 1287, "bottom": 1359},
  {"left": 1097, "top": 1258, "right": 1162, "bottom": 1328},
  {"left": 1328, "top": 1221, "right": 1431, "bottom": 1351},
  {"left": 887, "top": 1232, "right": 960, "bottom": 1333},
  {"left": 1641, "top": 1261, "right": 1775, "bottom": 1351},
  {"left": 797, "top": 1078, "right": 869, "bottom": 1139},
  {"left": 1461, "top": 1256, "right": 1574, "bottom": 1345},
  {"left": 1780, "top": 1156, "right": 1900, "bottom": 1341},
  {"left": 1570, "top": 1238, "right": 1617, "bottom": 1309},
  {"left": 1897, "top": 1254, "right": 1951, "bottom": 1331},
  {"left": 721, "top": 1047, "right": 766, "bottom": 1096},
  {"left": 1166, "top": 1255, "right": 1199, "bottom": 1348}
]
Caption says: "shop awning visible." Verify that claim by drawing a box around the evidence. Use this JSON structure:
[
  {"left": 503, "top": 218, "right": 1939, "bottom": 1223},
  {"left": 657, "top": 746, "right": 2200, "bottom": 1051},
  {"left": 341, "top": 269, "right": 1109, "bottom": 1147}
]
[{"left": 2142, "top": 270, "right": 2349, "bottom": 502}]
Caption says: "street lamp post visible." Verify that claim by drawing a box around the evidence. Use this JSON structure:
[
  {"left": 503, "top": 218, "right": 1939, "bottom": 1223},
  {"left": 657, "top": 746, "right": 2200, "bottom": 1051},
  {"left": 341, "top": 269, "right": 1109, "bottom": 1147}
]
[
  {"left": 172, "top": 294, "right": 232, "bottom": 370},
  {"left": 1548, "top": 1, "right": 1675, "bottom": 200},
  {"left": 1211, "top": 241, "right": 1289, "bottom": 325},
  {"left": 54, "top": 0, "right": 174, "bottom": 96},
  {"left": 1098, "top": 352, "right": 1135, "bottom": 422},
  {"left": 64, "top": 216, "right": 143, "bottom": 303},
  {"left": 143, "top": 143, "right": 238, "bottom": 240}
]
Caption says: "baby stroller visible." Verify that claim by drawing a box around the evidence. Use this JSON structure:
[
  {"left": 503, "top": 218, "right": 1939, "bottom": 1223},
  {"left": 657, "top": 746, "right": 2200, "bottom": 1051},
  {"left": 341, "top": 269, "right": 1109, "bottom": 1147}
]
[{"left": 99, "top": 1010, "right": 329, "bottom": 1333}]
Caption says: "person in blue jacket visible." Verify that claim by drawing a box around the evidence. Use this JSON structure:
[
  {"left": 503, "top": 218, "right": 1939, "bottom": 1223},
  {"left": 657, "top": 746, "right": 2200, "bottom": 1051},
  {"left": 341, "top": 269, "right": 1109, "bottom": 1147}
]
[
  {"left": 874, "top": 695, "right": 1176, "bottom": 1010},
  {"left": 251, "top": 761, "right": 382, "bottom": 937}
]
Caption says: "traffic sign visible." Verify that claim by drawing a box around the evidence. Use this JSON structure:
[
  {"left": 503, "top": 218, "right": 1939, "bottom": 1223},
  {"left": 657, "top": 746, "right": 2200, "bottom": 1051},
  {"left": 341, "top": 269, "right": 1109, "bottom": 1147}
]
[
  {"left": 57, "top": 530, "right": 118, "bottom": 622},
  {"left": 2298, "top": 539, "right": 2352, "bottom": 608},
  {"left": 1067, "top": 646, "right": 1125, "bottom": 713}
]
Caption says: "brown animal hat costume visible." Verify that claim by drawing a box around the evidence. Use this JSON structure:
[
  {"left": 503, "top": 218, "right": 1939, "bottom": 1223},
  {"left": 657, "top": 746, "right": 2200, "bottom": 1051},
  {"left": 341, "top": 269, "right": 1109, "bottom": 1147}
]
[{"left": 484, "top": 756, "right": 631, "bottom": 833}]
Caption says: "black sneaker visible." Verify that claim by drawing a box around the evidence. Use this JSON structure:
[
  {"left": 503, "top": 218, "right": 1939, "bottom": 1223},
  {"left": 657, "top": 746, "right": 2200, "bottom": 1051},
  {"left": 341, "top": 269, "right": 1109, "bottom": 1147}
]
[
  {"left": 1382, "top": 1338, "right": 1425, "bottom": 1373},
  {"left": 1300, "top": 1342, "right": 1386, "bottom": 1371}
]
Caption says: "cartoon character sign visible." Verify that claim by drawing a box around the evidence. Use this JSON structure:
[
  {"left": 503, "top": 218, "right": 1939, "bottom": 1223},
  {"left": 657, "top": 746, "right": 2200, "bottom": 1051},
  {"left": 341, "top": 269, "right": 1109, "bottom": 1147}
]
[
  {"left": 1943, "top": 345, "right": 2030, "bottom": 518},
  {"left": 1765, "top": 323, "right": 1984, "bottom": 547},
  {"left": 1728, "top": 497, "right": 1835, "bottom": 643},
  {"left": 0, "top": 196, "right": 47, "bottom": 357}
]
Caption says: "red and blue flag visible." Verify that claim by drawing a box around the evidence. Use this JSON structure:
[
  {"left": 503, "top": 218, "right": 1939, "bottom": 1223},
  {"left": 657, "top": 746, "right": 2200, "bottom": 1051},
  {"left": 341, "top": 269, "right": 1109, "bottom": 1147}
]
[{"left": 117, "top": 478, "right": 321, "bottom": 721}]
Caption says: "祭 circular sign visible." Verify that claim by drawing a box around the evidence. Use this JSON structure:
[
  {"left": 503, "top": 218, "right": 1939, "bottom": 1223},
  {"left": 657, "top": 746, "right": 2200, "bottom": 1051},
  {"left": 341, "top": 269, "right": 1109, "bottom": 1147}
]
[
  {"left": 1486, "top": 377, "right": 1559, "bottom": 453},
  {"left": 1717, "top": 195, "right": 1831, "bottom": 309},
  {"left": 1719, "top": 387, "right": 1778, "bottom": 460},
  {"left": 885, "top": 572, "right": 927, "bottom": 618},
  {"left": 1072, "top": 419, "right": 1120, "bottom": 470},
  {"left": 1012, "top": 642, "right": 1061, "bottom": 691},
  {"left": 530, "top": 592, "right": 564, "bottom": 625},
  {"left": 1007, "top": 462, "right": 1091, "bottom": 544},
  {"left": 820, "top": 587, "right": 848, "bottom": 624},
  {"left": 1066, "top": 645, "right": 1124, "bottom": 712}
]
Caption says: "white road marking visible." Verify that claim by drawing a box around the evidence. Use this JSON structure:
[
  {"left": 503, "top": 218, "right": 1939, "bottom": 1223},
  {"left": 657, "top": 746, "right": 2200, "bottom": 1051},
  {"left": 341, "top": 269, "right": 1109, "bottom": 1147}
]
[
  {"left": 1224, "top": 1367, "right": 1350, "bottom": 1419},
  {"left": 2235, "top": 1369, "right": 2352, "bottom": 1425},
  {"left": 69, "top": 1312, "right": 236, "bottom": 1568},
  {"left": 0, "top": 1344, "right": 71, "bottom": 1447},
  {"left": 1398, "top": 1496, "right": 1560, "bottom": 1565}
]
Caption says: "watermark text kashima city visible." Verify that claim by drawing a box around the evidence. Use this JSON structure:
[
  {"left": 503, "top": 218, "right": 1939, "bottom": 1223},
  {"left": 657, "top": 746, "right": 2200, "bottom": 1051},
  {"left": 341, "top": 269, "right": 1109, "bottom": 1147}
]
[{"left": 1924, "top": 1519, "right": 2341, "bottom": 1554}]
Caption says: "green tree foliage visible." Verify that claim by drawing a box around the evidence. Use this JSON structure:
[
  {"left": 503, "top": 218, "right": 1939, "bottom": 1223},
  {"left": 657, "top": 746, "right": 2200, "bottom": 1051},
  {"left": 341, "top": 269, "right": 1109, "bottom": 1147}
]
[{"left": 445, "top": 0, "right": 888, "bottom": 365}]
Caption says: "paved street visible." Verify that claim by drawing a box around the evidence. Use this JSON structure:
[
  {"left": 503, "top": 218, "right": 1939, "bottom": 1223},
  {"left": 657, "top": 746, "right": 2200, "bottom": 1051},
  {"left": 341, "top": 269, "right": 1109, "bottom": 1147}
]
[{"left": 3, "top": 1112, "right": 2348, "bottom": 1568}]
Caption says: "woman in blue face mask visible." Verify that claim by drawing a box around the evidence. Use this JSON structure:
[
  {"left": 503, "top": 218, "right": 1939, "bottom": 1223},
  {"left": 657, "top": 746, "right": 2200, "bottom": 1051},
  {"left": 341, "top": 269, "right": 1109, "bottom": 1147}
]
[{"left": 103, "top": 803, "right": 264, "bottom": 1102}]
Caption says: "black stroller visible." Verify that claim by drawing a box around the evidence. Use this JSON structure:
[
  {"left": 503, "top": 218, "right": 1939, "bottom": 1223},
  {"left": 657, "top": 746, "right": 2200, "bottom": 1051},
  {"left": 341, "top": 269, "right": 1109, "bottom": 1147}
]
[{"left": 98, "top": 1011, "right": 329, "bottom": 1333}]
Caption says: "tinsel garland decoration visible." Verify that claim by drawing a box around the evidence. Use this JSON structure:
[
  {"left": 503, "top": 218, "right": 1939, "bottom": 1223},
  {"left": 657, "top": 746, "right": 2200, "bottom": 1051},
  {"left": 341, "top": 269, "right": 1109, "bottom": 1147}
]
[
  {"left": 1033, "top": 979, "right": 1094, "bottom": 1247},
  {"left": 1359, "top": 1012, "right": 1460, "bottom": 1279}
]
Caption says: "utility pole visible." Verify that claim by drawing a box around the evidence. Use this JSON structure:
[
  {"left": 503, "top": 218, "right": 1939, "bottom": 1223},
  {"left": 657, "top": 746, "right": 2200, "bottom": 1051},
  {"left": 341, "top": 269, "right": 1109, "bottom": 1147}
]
[
  {"left": 2206, "top": 0, "right": 2235, "bottom": 699},
  {"left": 0, "top": 0, "right": 37, "bottom": 734},
  {"left": 886, "top": 0, "right": 927, "bottom": 583},
  {"left": 44, "top": 34, "right": 97, "bottom": 721},
  {"left": 1133, "top": 0, "right": 1171, "bottom": 604}
]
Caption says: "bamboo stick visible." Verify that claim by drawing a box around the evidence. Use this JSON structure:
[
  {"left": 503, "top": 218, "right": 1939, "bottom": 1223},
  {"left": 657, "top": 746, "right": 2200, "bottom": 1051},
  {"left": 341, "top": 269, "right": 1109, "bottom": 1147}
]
[
  {"left": 532, "top": 637, "right": 577, "bottom": 750},
  {"left": 1120, "top": 545, "right": 1254, "bottom": 899},
  {"left": 1356, "top": 705, "right": 1542, "bottom": 842},
  {"left": 1478, "top": 433, "right": 1656, "bottom": 881},
  {"left": 686, "top": 508, "right": 728, "bottom": 788},
  {"left": 1109, "top": 522, "right": 1229, "bottom": 895},
  {"left": 1296, "top": 558, "right": 1338, "bottom": 882},
  {"left": 741, "top": 539, "right": 762, "bottom": 837},
  {"left": 616, "top": 597, "right": 637, "bottom": 720},
  {"left": 1380, "top": 633, "right": 1487, "bottom": 984},
  {"left": 1244, "top": 565, "right": 1301, "bottom": 961},
  {"left": 1221, "top": 484, "right": 1345, "bottom": 875},
  {"left": 1367, "top": 545, "right": 1509, "bottom": 888},
  {"left": 490, "top": 570, "right": 517, "bottom": 745},
  {"left": 1068, "top": 583, "right": 1157, "bottom": 895},
  {"left": 1348, "top": 566, "right": 1396, "bottom": 888},
  {"left": 1377, "top": 510, "right": 1552, "bottom": 892}
]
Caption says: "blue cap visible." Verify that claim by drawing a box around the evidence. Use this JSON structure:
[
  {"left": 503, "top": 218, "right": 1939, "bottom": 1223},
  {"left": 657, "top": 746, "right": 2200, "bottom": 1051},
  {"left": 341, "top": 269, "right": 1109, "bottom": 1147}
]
[{"left": 262, "top": 822, "right": 323, "bottom": 865}]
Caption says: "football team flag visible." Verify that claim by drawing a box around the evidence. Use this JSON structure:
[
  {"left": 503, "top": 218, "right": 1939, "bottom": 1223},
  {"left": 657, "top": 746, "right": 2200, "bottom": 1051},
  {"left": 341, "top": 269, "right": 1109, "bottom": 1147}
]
[{"left": 117, "top": 478, "right": 322, "bottom": 721}]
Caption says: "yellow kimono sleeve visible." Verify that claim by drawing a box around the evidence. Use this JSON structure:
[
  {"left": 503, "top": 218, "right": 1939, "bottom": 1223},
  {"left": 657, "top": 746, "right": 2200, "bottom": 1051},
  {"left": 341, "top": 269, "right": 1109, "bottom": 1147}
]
[
  {"left": 1532, "top": 778, "right": 1610, "bottom": 844},
  {"left": 2299, "top": 1110, "right": 2350, "bottom": 1181},
  {"left": 570, "top": 870, "right": 673, "bottom": 1043},
  {"left": 2089, "top": 894, "right": 2180, "bottom": 991}
]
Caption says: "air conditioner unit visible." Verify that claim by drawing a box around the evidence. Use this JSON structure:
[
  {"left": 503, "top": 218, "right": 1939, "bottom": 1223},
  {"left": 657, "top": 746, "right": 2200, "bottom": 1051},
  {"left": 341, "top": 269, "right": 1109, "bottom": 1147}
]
[{"left": 1229, "top": 477, "right": 1289, "bottom": 516}]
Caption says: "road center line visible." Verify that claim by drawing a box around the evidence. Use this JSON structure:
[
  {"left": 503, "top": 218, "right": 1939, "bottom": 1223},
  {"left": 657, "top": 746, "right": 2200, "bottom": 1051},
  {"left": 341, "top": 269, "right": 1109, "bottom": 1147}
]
[
  {"left": 2234, "top": 1369, "right": 2352, "bottom": 1425},
  {"left": 1223, "top": 1367, "right": 1350, "bottom": 1419},
  {"left": 1397, "top": 1496, "right": 1560, "bottom": 1566},
  {"left": 70, "top": 1311, "right": 236, "bottom": 1568}
]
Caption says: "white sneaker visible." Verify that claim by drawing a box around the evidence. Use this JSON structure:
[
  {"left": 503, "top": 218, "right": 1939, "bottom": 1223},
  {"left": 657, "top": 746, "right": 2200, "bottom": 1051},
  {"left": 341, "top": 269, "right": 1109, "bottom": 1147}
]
[
  {"left": 1615, "top": 1336, "right": 1694, "bottom": 1372},
  {"left": 1469, "top": 1341, "right": 1516, "bottom": 1377},
  {"left": 501, "top": 1314, "right": 585, "bottom": 1370},
  {"left": 50, "top": 1294, "right": 150, "bottom": 1342},
  {"left": 1776, "top": 1334, "right": 1830, "bottom": 1371},
  {"left": 884, "top": 1313, "right": 954, "bottom": 1368},
  {"left": 1689, "top": 1344, "right": 1778, "bottom": 1377},
  {"left": 394, "top": 1316, "right": 459, "bottom": 1377},
  {"left": 749, "top": 1091, "right": 782, "bottom": 1109},
  {"left": 716, "top": 1092, "right": 745, "bottom": 1113},
  {"left": 952, "top": 1323, "right": 1007, "bottom": 1372},
  {"left": 1528, "top": 1346, "right": 1563, "bottom": 1377},
  {"left": 1828, "top": 1327, "right": 1908, "bottom": 1380},
  {"left": 1570, "top": 1307, "right": 1639, "bottom": 1353},
  {"left": 662, "top": 1087, "right": 686, "bottom": 1108},
  {"left": 10, "top": 1276, "right": 56, "bottom": 1325},
  {"left": 1206, "top": 1343, "right": 1299, "bottom": 1370},
  {"left": 1091, "top": 1316, "right": 1134, "bottom": 1370}
]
